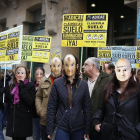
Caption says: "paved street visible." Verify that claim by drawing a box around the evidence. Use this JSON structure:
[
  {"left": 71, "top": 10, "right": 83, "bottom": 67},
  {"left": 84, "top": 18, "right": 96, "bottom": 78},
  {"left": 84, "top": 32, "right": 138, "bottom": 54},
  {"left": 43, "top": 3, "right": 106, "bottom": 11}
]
[{"left": 3, "top": 128, "right": 33, "bottom": 140}]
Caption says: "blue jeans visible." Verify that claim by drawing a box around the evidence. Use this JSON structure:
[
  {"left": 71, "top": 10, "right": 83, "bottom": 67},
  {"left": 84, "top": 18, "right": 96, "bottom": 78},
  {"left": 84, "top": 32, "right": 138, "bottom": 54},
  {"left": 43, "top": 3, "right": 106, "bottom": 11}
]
[
  {"left": 55, "top": 128, "right": 84, "bottom": 140},
  {"left": 3, "top": 103, "right": 8, "bottom": 128},
  {"left": 0, "top": 110, "right": 4, "bottom": 140},
  {"left": 32, "top": 117, "right": 41, "bottom": 140}
]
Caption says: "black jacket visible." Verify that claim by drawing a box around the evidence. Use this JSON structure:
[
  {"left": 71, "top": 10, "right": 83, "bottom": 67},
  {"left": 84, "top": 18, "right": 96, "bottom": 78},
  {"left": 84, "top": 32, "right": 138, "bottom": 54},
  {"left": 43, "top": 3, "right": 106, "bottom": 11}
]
[
  {"left": 92, "top": 90, "right": 140, "bottom": 140},
  {"left": 0, "top": 75, "right": 10, "bottom": 111},
  {"left": 6, "top": 82, "right": 35, "bottom": 137},
  {"left": 46, "top": 76, "right": 91, "bottom": 135}
]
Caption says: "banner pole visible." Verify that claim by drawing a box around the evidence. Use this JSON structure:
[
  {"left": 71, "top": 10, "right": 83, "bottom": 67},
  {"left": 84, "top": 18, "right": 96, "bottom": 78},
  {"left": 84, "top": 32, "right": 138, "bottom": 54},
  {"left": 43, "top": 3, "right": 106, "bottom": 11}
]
[
  {"left": 80, "top": 47, "right": 83, "bottom": 72},
  {"left": 3, "top": 63, "right": 6, "bottom": 103},
  {"left": 29, "top": 62, "right": 33, "bottom": 82}
]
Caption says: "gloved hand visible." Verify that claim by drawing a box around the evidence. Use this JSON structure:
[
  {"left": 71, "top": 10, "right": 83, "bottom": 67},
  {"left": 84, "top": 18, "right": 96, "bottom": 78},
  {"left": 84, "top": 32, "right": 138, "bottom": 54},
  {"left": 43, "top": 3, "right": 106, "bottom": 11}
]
[{"left": 18, "top": 80, "right": 24, "bottom": 91}]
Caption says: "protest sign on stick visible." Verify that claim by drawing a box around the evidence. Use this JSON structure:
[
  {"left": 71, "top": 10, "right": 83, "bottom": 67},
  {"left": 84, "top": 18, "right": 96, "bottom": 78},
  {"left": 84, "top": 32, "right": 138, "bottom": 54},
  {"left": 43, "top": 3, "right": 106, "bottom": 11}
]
[
  {"left": 29, "top": 62, "right": 33, "bottom": 82},
  {"left": 0, "top": 25, "right": 23, "bottom": 64},
  {"left": 80, "top": 47, "right": 83, "bottom": 72},
  {"left": 31, "top": 36, "right": 52, "bottom": 63},
  {"left": 62, "top": 14, "right": 108, "bottom": 47},
  {"left": 3, "top": 64, "right": 6, "bottom": 103}
]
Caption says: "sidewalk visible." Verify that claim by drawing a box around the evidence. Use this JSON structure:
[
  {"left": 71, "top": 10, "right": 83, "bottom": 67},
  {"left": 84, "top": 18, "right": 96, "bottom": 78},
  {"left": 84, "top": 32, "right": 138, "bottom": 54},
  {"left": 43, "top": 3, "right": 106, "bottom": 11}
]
[{"left": 3, "top": 128, "right": 33, "bottom": 140}]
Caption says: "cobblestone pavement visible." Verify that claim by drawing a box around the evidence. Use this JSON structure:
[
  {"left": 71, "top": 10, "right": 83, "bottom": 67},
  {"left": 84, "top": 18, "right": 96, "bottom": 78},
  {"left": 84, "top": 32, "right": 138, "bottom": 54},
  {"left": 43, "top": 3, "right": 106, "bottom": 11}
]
[{"left": 3, "top": 128, "right": 33, "bottom": 140}]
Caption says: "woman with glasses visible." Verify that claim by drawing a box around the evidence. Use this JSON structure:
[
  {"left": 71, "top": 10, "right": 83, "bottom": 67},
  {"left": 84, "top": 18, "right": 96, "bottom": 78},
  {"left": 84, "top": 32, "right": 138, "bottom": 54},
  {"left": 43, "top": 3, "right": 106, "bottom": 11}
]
[
  {"left": 32, "top": 67, "right": 45, "bottom": 140},
  {"left": 6, "top": 66, "right": 35, "bottom": 140}
]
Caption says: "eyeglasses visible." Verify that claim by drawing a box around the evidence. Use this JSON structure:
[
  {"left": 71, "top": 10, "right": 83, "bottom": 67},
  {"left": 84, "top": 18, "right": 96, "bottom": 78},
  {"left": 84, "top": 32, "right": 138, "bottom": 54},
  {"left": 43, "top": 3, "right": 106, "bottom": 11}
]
[
  {"left": 16, "top": 72, "right": 26, "bottom": 75},
  {"left": 35, "top": 73, "right": 44, "bottom": 76}
]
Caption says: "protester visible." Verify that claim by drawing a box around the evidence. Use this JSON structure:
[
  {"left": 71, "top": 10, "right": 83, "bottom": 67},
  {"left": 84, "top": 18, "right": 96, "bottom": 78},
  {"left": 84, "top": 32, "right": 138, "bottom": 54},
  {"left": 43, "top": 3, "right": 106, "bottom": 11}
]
[
  {"left": 104, "top": 62, "right": 115, "bottom": 76},
  {"left": 3, "top": 69, "right": 14, "bottom": 129},
  {"left": 7, "top": 69, "right": 14, "bottom": 86},
  {"left": 0, "top": 71, "right": 10, "bottom": 140},
  {"left": 46, "top": 54, "right": 91, "bottom": 140},
  {"left": 137, "top": 69, "right": 140, "bottom": 82},
  {"left": 93, "top": 58, "right": 140, "bottom": 140},
  {"left": 82, "top": 57, "right": 111, "bottom": 140},
  {"left": 35, "top": 57, "right": 62, "bottom": 140},
  {"left": 6, "top": 66, "right": 35, "bottom": 140},
  {"left": 32, "top": 67, "right": 45, "bottom": 140}
]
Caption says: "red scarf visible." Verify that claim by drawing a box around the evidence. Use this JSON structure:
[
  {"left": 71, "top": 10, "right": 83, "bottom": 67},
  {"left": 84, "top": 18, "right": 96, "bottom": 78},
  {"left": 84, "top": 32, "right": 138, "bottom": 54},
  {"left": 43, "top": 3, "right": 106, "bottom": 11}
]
[{"left": 50, "top": 74, "right": 62, "bottom": 84}]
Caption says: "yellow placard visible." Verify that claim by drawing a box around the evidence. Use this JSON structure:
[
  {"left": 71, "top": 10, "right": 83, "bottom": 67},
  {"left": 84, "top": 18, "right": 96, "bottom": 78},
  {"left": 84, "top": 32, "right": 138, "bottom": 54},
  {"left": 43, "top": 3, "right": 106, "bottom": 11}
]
[
  {"left": 83, "top": 14, "right": 108, "bottom": 47},
  {"left": 31, "top": 36, "right": 51, "bottom": 63},
  {"left": 0, "top": 34, "right": 7, "bottom": 62},
  {"left": 62, "top": 14, "right": 108, "bottom": 47},
  {"left": 5, "top": 31, "right": 20, "bottom": 61},
  {"left": 51, "top": 49, "right": 61, "bottom": 59},
  {"left": 62, "top": 14, "right": 84, "bottom": 47},
  {"left": 100, "top": 61, "right": 112, "bottom": 66},
  {"left": 98, "top": 46, "right": 112, "bottom": 65},
  {"left": 135, "top": 46, "right": 140, "bottom": 68},
  {"left": 21, "top": 35, "right": 34, "bottom": 61}
]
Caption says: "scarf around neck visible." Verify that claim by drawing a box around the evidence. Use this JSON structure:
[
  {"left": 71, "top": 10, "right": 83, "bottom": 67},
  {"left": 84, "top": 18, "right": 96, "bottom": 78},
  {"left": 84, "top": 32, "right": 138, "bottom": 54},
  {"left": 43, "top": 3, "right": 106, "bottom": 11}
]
[{"left": 11, "top": 79, "right": 29, "bottom": 104}]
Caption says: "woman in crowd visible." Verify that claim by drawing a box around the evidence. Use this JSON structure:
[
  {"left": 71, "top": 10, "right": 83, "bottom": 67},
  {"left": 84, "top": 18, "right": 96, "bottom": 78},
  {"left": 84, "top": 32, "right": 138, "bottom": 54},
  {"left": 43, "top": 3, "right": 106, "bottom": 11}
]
[
  {"left": 93, "top": 58, "right": 140, "bottom": 140},
  {"left": 46, "top": 54, "right": 91, "bottom": 140},
  {"left": 32, "top": 67, "right": 45, "bottom": 140},
  {"left": 6, "top": 66, "right": 35, "bottom": 140},
  {"left": 0, "top": 71, "right": 10, "bottom": 140},
  {"left": 137, "top": 69, "right": 140, "bottom": 82}
]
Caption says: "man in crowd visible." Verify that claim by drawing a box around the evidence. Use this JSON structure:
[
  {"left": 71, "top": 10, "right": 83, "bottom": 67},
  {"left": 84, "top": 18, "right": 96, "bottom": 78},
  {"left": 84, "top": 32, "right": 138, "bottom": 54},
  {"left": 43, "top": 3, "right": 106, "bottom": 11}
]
[
  {"left": 35, "top": 57, "right": 62, "bottom": 140},
  {"left": 103, "top": 62, "right": 115, "bottom": 76},
  {"left": 3, "top": 69, "right": 14, "bottom": 128},
  {"left": 0, "top": 71, "right": 10, "bottom": 140},
  {"left": 82, "top": 57, "right": 111, "bottom": 140},
  {"left": 7, "top": 69, "right": 14, "bottom": 86}
]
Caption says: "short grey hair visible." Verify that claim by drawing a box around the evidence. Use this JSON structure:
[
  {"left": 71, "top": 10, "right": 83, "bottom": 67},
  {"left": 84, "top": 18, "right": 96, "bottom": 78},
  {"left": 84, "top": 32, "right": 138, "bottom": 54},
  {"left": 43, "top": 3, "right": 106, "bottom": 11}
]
[{"left": 89, "top": 57, "right": 100, "bottom": 71}]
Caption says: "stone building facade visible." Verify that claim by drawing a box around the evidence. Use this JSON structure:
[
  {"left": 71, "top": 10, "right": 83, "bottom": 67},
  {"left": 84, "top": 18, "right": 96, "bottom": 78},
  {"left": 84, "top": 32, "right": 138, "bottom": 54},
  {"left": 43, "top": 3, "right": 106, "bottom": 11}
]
[{"left": 0, "top": 0, "right": 86, "bottom": 74}]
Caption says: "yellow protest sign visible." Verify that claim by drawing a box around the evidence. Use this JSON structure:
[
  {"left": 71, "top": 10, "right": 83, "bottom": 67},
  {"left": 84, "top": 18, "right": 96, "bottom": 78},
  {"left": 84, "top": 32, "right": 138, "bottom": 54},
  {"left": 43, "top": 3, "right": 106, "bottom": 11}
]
[
  {"left": 62, "top": 14, "right": 108, "bottom": 47},
  {"left": 83, "top": 14, "right": 108, "bottom": 47},
  {"left": 135, "top": 46, "right": 140, "bottom": 68},
  {"left": 51, "top": 49, "right": 61, "bottom": 59},
  {"left": 5, "top": 31, "right": 20, "bottom": 61},
  {"left": 31, "top": 36, "right": 51, "bottom": 63},
  {"left": 21, "top": 35, "right": 34, "bottom": 61},
  {"left": 100, "top": 61, "right": 111, "bottom": 66},
  {"left": 0, "top": 25, "right": 23, "bottom": 64},
  {"left": 0, "top": 34, "right": 7, "bottom": 62},
  {"left": 98, "top": 46, "right": 112, "bottom": 65},
  {"left": 62, "top": 14, "right": 84, "bottom": 47}
]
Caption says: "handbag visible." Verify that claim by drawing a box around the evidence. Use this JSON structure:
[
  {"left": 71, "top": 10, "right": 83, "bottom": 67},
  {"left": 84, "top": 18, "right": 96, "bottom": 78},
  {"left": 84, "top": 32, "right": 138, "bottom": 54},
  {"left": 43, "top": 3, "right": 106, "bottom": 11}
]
[{"left": 51, "top": 79, "right": 82, "bottom": 140}]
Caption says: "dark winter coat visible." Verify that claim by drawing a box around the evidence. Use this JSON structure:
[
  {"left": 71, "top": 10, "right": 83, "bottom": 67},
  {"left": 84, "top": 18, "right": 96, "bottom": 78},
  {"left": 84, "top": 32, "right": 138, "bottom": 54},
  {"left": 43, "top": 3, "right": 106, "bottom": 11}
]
[
  {"left": 92, "top": 91, "right": 140, "bottom": 140},
  {"left": 85, "top": 71, "right": 111, "bottom": 135},
  {"left": 6, "top": 82, "right": 35, "bottom": 137},
  {"left": 0, "top": 75, "right": 10, "bottom": 112},
  {"left": 46, "top": 76, "right": 91, "bottom": 135}
]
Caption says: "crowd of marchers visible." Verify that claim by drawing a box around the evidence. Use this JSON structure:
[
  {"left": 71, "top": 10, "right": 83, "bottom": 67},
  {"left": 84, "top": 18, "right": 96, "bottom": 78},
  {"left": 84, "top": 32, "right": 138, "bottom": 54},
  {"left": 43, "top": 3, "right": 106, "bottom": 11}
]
[{"left": 0, "top": 54, "right": 140, "bottom": 140}]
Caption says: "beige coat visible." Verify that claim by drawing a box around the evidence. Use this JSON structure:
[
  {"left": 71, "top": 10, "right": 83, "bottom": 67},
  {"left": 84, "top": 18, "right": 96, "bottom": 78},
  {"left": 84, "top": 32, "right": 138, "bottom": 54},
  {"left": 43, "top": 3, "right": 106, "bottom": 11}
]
[{"left": 35, "top": 75, "right": 52, "bottom": 126}]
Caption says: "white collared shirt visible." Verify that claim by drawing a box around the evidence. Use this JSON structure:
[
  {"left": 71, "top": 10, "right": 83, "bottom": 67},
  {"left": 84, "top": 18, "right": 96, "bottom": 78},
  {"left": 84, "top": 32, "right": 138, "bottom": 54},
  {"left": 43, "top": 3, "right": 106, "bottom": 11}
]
[{"left": 88, "top": 77, "right": 98, "bottom": 97}]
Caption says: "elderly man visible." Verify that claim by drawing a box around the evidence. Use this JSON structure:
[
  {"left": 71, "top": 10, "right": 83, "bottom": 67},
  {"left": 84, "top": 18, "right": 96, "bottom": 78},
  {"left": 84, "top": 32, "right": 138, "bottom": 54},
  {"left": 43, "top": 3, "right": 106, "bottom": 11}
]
[
  {"left": 82, "top": 57, "right": 111, "bottom": 140},
  {"left": 35, "top": 57, "right": 62, "bottom": 140}
]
